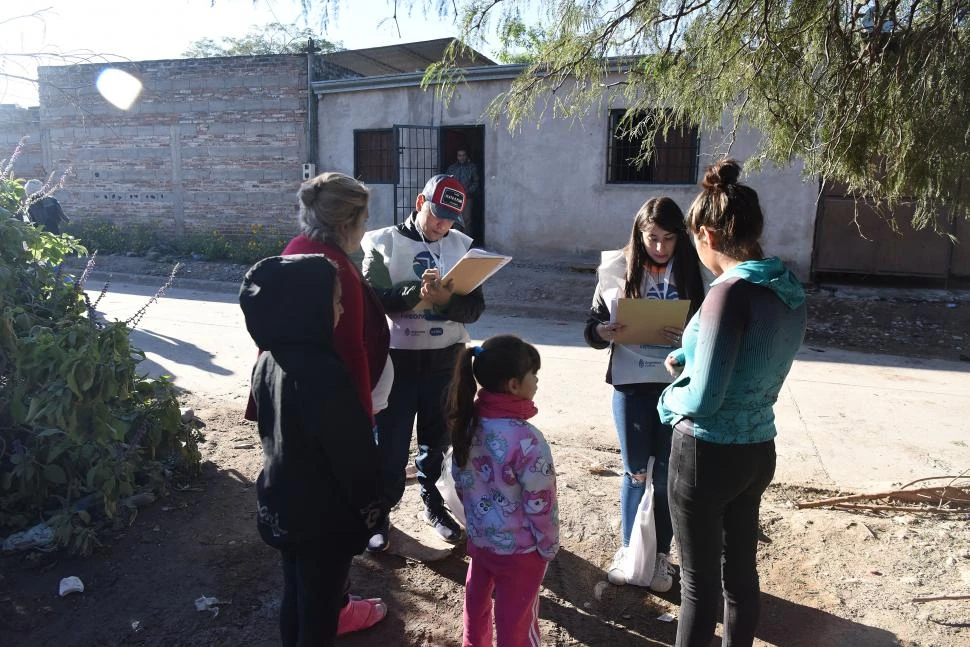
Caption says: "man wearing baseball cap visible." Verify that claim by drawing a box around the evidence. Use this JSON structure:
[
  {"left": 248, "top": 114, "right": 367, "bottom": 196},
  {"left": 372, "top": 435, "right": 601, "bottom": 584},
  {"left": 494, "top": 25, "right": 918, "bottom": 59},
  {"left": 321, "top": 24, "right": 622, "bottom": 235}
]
[{"left": 361, "top": 174, "right": 484, "bottom": 551}]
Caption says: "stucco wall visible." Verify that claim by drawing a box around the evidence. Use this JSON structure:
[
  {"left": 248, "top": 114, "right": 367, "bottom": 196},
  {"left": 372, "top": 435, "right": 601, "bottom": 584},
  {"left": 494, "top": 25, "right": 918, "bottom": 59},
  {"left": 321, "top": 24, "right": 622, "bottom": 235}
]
[
  {"left": 36, "top": 55, "right": 313, "bottom": 237},
  {"left": 315, "top": 74, "right": 819, "bottom": 278}
]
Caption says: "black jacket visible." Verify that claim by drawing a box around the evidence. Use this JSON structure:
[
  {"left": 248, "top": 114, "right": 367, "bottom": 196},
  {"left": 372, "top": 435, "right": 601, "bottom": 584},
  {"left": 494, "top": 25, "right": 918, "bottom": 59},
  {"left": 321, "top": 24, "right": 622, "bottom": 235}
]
[
  {"left": 584, "top": 268, "right": 703, "bottom": 385},
  {"left": 583, "top": 282, "right": 619, "bottom": 382},
  {"left": 28, "top": 197, "right": 68, "bottom": 235},
  {"left": 240, "top": 254, "right": 384, "bottom": 551}
]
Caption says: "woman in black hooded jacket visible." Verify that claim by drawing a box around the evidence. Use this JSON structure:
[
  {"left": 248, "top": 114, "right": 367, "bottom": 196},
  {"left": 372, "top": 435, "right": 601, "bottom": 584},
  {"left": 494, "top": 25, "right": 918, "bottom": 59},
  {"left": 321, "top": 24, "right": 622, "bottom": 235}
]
[{"left": 240, "top": 254, "right": 385, "bottom": 646}]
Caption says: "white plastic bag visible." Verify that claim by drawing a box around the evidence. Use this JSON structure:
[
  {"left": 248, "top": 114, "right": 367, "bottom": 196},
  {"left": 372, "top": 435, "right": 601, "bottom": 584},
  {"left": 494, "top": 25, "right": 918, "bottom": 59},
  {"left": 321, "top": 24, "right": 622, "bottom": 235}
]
[
  {"left": 435, "top": 447, "right": 466, "bottom": 527},
  {"left": 620, "top": 456, "right": 657, "bottom": 586},
  {"left": 371, "top": 356, "right": 394, "bottom": 415}
]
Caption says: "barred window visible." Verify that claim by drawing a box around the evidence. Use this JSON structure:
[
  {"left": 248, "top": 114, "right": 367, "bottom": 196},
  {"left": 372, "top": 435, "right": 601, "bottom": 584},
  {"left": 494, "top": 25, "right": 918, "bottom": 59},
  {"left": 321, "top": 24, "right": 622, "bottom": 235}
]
[
  {"left": 354, "top": 129, "right": 394, "bottom": 184},
  {"left": 607, "top": 109, "right": 698, "bottom": 184}
]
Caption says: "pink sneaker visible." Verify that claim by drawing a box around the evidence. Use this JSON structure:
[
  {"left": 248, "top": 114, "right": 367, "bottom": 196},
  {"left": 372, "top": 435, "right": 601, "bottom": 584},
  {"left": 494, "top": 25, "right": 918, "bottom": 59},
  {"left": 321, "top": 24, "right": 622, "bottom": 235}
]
[{"left": 337, "top": 597, "right": 386, "bottom": 635}]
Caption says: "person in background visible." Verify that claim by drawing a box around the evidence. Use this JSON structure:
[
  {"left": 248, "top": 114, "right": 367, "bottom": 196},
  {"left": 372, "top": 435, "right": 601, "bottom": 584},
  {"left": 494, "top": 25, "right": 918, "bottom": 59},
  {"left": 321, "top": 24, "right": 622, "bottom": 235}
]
[
  {"left": 361, "top": 174, "right": 483, "bottom": 552},
  {"left": 239, "top": 254, "right": 386, "bottom": 647},
  {"left": 243, "top": 171, "right": 390, "bottom": 636},
  {"left": 446, "top": 334, "right": 559, "bottom": 647},
  {"left": 584, "top": 197, "right": 705, "bottom": 592},
  {"left": 25, "top": 179, "right": 70, "bottom": 235},
  {"left": 658, "top": 159, "right": 807, "bottom": 647},
  {"left": 446, "top": 149, "right": 480, "bottom": 238}
]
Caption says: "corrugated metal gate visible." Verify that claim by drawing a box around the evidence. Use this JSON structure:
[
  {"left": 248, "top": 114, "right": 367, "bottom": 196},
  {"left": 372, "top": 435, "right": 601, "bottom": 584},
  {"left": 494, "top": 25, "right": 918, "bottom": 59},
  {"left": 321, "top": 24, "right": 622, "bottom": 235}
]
[{"left": 813, "top": 184, "right": 970, "bottom": 280}]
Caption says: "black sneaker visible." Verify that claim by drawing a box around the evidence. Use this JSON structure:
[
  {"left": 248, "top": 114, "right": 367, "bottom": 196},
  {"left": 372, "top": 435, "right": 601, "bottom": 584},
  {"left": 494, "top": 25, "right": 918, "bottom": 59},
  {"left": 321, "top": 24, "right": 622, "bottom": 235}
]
[
  {"left": 366, "top": 518, "right": 390, "bottom": 553},
  {"left": 424, "top": 504, "right": 463, "bottom": 543}
]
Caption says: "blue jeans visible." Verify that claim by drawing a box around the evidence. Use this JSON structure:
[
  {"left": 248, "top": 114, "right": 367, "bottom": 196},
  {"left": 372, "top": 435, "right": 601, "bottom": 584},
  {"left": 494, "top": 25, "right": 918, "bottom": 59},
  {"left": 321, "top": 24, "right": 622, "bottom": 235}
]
[
  {"left": 374, "top": 367, "right": 451, "bottom": 509},
  {"left": 612, "top": 383, "right": 673, "bottom": 553},
  {"left": 669, "top": 427, "right": 776, "bottom": 647}
]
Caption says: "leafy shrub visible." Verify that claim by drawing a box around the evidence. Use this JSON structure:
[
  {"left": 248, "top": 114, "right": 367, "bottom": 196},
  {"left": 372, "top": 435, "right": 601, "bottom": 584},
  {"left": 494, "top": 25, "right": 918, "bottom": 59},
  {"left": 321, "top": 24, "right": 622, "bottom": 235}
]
[
  {"left": 1, "top": 179, "right": 202, "bottom": 555},
  {"left": 65, "top": 220, "right": 289, "bottom": 265}
]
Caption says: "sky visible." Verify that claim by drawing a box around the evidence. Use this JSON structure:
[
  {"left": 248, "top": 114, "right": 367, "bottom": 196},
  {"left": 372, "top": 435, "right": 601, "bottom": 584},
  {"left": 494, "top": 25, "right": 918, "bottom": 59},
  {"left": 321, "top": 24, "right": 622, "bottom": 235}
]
[{"left": 1, "top": 0, "right": 494, "bottom": 107}]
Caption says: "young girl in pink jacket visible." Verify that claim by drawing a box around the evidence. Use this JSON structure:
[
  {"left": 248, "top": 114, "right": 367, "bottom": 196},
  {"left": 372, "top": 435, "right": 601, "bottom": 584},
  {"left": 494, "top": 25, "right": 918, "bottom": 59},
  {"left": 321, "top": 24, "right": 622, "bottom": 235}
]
[{"left": 446, "top": 335, "right": 560, "bottom": 647}]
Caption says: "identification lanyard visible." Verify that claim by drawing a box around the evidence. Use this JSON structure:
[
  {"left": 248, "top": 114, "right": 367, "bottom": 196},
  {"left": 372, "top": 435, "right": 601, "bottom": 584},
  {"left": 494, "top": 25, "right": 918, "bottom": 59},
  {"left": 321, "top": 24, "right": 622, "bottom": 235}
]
[
  {"left": 645, "top": 263, "right": 673, "bottom": 300},
  {"left": 417, "top": 226, "right": 446, "bottom": 275}
]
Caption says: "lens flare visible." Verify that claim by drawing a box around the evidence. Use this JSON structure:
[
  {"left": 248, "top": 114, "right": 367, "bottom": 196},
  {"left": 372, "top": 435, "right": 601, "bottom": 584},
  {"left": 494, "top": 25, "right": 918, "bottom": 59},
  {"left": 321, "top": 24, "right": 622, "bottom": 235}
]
[{"left": 96, "top": 68, "right": 143, "bottom": 110}]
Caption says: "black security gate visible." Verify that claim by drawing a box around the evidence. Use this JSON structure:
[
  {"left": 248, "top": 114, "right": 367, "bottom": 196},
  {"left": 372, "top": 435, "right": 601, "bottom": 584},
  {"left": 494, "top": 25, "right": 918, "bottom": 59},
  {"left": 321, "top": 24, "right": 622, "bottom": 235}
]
[{"left": 393, "top": 125, "right": 439, "bottom": 225}]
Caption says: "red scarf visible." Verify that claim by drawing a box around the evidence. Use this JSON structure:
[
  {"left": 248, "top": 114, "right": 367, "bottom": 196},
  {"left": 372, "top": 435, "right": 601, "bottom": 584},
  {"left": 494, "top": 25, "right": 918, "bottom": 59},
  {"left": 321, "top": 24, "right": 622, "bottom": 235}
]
[{"left": 476, "top": 388, "right": 538, "bottom": 420}]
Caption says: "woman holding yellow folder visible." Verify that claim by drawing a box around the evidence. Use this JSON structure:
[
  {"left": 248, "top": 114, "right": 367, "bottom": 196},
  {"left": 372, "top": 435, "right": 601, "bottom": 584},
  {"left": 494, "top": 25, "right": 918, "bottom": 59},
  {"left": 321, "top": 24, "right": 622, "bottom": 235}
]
[{"left": 583, "top": 197, "right": 705, "bottom": 591}]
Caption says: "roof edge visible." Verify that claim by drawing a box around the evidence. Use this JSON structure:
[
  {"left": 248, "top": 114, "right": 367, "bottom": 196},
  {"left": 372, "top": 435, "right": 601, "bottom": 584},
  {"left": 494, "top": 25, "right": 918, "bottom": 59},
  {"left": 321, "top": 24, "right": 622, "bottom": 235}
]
[
  {"left": 319, "top": 37, "right": 494, "bottom": 64},
  {"left": 312, "top": 64, "right": 528, "bottom": 95},
  {"left": 310, "top": 56, "right": 649, "bottom": 95}
]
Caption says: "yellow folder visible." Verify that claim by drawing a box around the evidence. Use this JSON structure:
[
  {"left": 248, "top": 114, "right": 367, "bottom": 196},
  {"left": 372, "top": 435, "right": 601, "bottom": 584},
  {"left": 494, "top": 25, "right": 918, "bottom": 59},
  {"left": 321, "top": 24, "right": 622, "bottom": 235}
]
[
  {"left": 611, "top": 298, "right": 690, "bottom": 345},
  {"left": 416, "top": 248, "right": 512, "bottom": 309},
  {"left": 442, "top": 249, "right": 512, "bottom": 295}
]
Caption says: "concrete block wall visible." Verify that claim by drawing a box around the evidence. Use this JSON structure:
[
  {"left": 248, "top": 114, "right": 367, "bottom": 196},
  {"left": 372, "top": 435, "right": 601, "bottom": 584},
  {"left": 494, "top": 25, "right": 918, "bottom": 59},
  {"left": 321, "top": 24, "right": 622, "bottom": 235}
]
[
  {"left": 0, "top": 105, "right": 45, "bottom": 182},
  {"left": 36, "top": 55, "right": 313, "bottom": 238}
]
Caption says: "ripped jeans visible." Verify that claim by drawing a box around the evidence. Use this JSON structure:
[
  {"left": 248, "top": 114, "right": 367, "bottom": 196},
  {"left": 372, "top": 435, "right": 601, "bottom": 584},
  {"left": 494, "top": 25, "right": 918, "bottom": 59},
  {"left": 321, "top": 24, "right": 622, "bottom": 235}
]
[{"left": 612, "top": 383, "right": 673, "bottom": 552}]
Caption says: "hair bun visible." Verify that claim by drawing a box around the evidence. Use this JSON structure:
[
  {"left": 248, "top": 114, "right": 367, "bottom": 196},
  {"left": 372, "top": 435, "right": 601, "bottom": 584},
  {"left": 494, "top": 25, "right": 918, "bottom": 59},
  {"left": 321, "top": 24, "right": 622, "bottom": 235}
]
[
  {"left": 298, "top": 181, "right": 318, "bottom": 208},
  {"left": 702, "top": 158, "right": 741, "bottom": 190}
]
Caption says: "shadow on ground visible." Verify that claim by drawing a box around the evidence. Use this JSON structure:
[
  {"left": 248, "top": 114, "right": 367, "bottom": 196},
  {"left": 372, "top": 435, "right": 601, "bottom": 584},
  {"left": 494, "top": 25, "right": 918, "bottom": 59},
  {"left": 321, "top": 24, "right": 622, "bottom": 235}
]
[{"left": 130, "top": 327, "right": 232, "bottom": 379}]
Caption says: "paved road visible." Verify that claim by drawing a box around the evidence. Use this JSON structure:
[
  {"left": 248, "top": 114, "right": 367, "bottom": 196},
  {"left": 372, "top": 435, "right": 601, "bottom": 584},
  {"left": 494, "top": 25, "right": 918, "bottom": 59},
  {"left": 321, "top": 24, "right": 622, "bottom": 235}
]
[{"left": 93, "top": 282, "right": 970, "bottom": 492}]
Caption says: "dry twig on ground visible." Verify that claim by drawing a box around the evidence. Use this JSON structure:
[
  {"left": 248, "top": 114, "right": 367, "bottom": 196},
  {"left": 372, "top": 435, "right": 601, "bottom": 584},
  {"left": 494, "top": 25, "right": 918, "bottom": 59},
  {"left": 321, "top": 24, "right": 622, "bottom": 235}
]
[
  {"left": 796, "top": 473, "right": 970, "bottom": 513},
  {"left": 912, "top": 594, "right": 970, "bottom": 603}
]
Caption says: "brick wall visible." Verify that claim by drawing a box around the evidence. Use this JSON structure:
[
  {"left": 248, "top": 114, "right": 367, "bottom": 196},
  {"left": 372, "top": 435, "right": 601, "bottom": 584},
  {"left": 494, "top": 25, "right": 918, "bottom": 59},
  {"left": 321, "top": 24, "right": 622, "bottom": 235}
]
[
  {"left": 36, "top": 55, "right": 316, "bottom": 238},
  {"left": 0, "top": 105, "right": 45, "bottom": 182}
]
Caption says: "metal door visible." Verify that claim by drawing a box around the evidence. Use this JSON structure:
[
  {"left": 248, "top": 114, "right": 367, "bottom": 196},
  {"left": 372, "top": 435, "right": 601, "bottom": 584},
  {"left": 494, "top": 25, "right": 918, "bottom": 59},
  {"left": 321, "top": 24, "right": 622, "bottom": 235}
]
[
  {"left": 812, "top": 183, "right": 953, "bottom": 278},
  {"left": 393, "top": 125, "right": 439, "bottom": 225}
]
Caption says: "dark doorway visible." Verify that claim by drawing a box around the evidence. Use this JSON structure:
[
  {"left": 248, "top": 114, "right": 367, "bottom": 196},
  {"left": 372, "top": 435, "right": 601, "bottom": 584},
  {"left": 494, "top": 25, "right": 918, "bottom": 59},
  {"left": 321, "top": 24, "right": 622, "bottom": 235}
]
[{"left": 440, "top": 126, "right": 485, "bottom": 245}]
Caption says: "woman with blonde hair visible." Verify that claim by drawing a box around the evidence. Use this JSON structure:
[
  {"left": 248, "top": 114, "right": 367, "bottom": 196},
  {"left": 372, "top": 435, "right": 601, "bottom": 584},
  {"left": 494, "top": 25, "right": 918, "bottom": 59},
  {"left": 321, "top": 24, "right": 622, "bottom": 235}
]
[
  {"left": 245, "top": 171, "right": 390, "bottom": 635},
  {"left": 283, "top": 172, "right": 392, "bottom": 424}
]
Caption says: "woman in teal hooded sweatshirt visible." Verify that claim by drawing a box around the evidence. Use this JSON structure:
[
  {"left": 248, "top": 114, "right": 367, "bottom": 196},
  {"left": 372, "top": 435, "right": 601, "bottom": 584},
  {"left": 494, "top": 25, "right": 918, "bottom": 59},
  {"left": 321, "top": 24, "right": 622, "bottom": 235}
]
[{"left": 658, "top": 159, "right": 807, "bottom": 647}]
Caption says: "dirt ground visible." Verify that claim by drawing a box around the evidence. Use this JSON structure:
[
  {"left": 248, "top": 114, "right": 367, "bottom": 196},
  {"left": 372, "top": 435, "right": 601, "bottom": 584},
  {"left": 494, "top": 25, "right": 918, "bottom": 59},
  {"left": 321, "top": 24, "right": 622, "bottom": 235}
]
[{"left": 2, "top": 256, "right": 969, "bottom": 646}]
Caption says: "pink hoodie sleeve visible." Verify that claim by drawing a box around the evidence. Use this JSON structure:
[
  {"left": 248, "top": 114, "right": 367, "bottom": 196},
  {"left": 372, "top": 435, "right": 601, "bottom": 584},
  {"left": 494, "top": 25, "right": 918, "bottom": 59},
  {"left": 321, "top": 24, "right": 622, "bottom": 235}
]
[{"left": 514, "top": 424, "right": 560, "bottom": 560}]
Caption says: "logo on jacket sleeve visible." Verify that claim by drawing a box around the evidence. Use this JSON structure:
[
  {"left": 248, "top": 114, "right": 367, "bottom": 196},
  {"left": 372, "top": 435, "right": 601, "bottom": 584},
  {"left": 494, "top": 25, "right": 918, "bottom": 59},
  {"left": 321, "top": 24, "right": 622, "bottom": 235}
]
[{"left": 413, "top": 251, "right": 436, "bottom": 277}]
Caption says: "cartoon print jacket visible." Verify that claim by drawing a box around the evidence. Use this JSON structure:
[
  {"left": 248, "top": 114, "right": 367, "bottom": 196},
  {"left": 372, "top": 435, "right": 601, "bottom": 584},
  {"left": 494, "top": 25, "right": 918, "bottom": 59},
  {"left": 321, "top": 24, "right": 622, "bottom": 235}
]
[{"left": 453, "top": 417, "right": 560, "bottom": 560}]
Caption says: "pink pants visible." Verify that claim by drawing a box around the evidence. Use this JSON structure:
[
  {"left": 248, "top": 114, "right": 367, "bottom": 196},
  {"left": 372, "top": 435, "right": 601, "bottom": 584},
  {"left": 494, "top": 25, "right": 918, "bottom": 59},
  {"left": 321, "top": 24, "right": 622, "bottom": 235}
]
[{"left": 463, "top": 544, "right": 548, "bottom": 647}]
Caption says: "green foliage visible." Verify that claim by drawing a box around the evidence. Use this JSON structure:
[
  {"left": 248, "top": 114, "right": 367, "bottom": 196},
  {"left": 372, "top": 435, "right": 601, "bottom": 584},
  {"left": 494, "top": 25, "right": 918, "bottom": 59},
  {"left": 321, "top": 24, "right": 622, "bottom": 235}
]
[
  {"left": 0, "top": 147, "right": 28, "bottom": 220},
  {"left": 322, "top": 0, "right": 968, "bottom": 231},
  {"left": 182, "top": 21, "right": 342, "bottom": 57},
  {"left": 0, "top": 178, "right": 202, "bottom": 556},
  {"left": 179, "top": 225, "right": 290, "bottom": 264},
  {"left": 64, "top": 220, "right": 288, "bottom": 266},
  {"left": 494, "top": 11, "right": 549, "bottom": 64},
  {"left": 65, "top": 220, "right": 156, "bottom": 255}
]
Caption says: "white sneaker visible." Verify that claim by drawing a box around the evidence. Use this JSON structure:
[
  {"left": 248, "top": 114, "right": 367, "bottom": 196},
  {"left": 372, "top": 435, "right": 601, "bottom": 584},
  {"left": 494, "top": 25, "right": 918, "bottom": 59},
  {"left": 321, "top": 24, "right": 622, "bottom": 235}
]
[
  {"left": 649, "top": 553, "right": 675, "bottom": 593},
  {"left": 607, "top": 547, "right": 628, "bottom": 585},
  {"left": 423, "top": 505, "right": 463, "bottom": 544},
  {"left": 365, "top": 519, "right": 391, "bottom": 553}
]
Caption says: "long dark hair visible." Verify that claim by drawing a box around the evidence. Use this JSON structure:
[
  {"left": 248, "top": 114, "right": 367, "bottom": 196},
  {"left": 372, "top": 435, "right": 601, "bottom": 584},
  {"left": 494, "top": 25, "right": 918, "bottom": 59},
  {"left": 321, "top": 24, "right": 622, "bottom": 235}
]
[
  {"left": 623, "top": 197, "right": 705, "bottom": 317},
  {"left": 446, "top": 335, "right": 541, "bottom": 467},
  {"left": 686, "top": 158, "right": 764, "bottom": 261}
]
